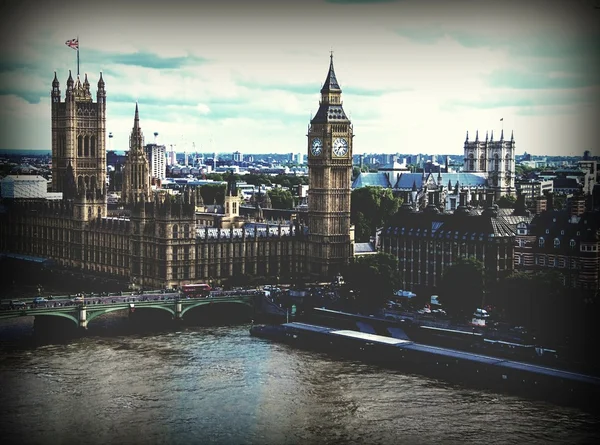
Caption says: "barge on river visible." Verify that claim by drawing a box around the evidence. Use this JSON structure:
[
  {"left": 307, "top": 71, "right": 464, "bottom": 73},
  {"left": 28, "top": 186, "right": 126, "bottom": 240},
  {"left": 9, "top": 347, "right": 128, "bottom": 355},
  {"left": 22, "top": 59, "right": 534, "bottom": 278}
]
[{"left": 250, "top": 322, "right": 600, "bottom": 410}]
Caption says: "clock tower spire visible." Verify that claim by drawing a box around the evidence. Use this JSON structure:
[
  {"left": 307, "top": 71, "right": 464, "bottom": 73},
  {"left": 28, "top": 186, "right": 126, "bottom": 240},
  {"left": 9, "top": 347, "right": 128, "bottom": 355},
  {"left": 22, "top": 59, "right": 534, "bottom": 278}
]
[{"left": 307, "top": 54, "right": 354, "bottom": 280}]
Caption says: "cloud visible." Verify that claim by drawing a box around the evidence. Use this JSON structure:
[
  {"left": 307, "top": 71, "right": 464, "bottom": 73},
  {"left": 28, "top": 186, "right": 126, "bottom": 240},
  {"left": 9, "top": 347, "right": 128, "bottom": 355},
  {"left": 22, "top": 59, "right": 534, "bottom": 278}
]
[
  {"left": 441, "top": 87, "right": 600, "bottom": 113},
  {"left": 85, "top": 49, "right": 210, "bottom": 70},
  {"left": 325, "top": 0, "right": 402, "bottom": 3},
  {"left": 486, "top": 69, "right": 600, "bottom": 90}
]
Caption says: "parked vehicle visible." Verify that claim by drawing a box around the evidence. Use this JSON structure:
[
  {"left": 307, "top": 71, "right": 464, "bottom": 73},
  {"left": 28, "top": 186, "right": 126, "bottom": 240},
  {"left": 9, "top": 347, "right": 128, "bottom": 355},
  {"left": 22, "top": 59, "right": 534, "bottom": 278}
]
[{"left": 474, "top": 308, "right": 490, "bottom": 319}]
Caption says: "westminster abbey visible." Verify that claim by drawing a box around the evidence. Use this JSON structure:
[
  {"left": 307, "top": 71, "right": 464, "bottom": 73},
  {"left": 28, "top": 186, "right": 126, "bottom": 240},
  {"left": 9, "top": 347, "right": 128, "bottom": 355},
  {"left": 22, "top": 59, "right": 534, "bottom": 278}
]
[{"left": 0, "top": 57, "right": 355, "bottom": 288}]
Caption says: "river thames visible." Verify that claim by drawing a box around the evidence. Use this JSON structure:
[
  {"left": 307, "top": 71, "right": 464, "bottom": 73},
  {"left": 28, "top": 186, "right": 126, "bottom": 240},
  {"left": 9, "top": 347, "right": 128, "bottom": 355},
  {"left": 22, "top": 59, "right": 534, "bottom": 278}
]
[{"left": 1, "top": 312, "right": 599, "bottom": 445}]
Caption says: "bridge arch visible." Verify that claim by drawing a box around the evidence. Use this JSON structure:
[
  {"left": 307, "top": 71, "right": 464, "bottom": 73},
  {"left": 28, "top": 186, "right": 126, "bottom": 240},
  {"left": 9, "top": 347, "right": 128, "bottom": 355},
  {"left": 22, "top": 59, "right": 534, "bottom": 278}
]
[
  {"left": 86, "top": 305, "right": 176, "bottom": 324},
  {"left": 180, "top": 299, "right": 253, "bottom": 318},
  {"left": 33, "top": 312, "right": 79, "bottom": 326}
]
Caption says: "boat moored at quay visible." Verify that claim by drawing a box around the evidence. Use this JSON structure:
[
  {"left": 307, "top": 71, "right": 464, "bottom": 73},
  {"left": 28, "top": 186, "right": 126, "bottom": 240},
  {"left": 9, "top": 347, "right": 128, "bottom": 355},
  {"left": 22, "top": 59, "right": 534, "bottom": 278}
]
[{"left": 250, "top": 322, "right": 600, "bottom": 410}]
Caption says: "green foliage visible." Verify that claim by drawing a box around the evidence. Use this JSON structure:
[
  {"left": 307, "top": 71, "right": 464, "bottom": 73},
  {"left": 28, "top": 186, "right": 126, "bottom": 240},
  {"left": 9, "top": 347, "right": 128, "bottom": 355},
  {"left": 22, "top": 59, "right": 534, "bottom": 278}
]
[
  {"left": 514, "top": 164, "right": 535, "bottom": 177},
  {"left": 438, "top": 257, "right": 485, "bottom": 318},
  {"left": 200, "top": 184, "right": 226, "bottom": 205},
  {"left": 351, "top": 187, "right": 403, "bottom": 242},
  {"left": 243, "top": 174, "right": 272, "bottom": 187},
  {"left": 273, "top": 174, "right": 307, "bottom": 189},
  {"left": 205, "top": 173, "right": 224, "bottom": 182},
  {"left": 268, "top": 188, "right": 294, "bottom": 209},
  {"left": 343, "top": 253, "right": 400, "bottom": 309},
  {"left": 493, "top": 271, "right": 574, "bottom": 344},
  {"left": 496, "top": 195, "right": 517, "bottom": 208},
  {"left": 553, "top": 195, "right": 566, "bottom": 210}
]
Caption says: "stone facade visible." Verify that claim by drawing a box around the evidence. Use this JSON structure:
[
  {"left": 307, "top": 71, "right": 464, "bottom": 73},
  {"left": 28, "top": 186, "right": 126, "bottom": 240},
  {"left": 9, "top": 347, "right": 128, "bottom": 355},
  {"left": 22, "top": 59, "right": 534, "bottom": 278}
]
[
  {"left": 378, "top": 189, "right": 532, "bottom": 294},
  {"left": 307, "top": 54, "right": 355, "bottom": 279},
  {"left": 0, "top": 58, "right": 354, "bottom": 288},
  {"left": 462, "top": 130, "right": 516, "bottom": 199}
]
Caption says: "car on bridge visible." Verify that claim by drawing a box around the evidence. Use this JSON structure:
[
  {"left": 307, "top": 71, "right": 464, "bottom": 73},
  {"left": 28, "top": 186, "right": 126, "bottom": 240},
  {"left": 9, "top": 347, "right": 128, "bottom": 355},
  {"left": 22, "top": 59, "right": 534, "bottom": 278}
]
[
  {"left": 67, "top": 296, "right": 84, "bottom": 305},
  {"left": 33, "top": 297, "right": 48, "bottom": 305},
  {"left": 9, "top": 300, "right": 26, "bottom": 309}
]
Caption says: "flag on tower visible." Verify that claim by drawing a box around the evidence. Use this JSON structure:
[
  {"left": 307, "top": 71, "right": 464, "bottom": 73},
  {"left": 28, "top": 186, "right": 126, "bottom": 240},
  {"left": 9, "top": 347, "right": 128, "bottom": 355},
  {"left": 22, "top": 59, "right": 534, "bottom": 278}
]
[
  {"left": 500, "top": 118, "right": 504, "bottom": 121},
  {"left": 65, "top": 38, "right": 79, "bottom": 50}
]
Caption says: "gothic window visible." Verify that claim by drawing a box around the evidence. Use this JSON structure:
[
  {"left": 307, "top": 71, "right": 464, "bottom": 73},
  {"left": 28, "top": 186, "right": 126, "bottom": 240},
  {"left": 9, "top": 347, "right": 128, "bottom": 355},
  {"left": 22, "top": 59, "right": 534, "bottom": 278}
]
[
  {"left": 78, "top": 135, "right": 83, "bottom": 157},
  {"left": 539, "top": 237, "right": 545, "bottom": 247},
  {"left": 91, "top": 136, "right": 96, "bottom": 157},
  {"left": 173, "top": 225, "right": 178, "bottom": 239},
  {"left": 84, "top": 136, "right": 89, "bottom": 157},
  {"left": 505, "top": 154, "right": 511, "bottom": 172},
  {"left": 494, "top": 154, "right": 500, "bottom": 172},
  {"left": 78, "top": 176, "right": 84, "bottom": 191},
  {"left": 554, "top": 238, "right": 560, "bottom": 248},
  {"left": 468, "top": 153, "right": 474, "bottom": 171},
  {"left": 570, "top": 239, "right": 576, "bottom": 249},
  {"left": 233, "top": 202, "right": 237, "bottom": 214},
  {"left": 479, "top": 155, "right": 485, "bottom": 171},
  {"left": 184, "top": 224, "right": 190, "bottom": 238}
]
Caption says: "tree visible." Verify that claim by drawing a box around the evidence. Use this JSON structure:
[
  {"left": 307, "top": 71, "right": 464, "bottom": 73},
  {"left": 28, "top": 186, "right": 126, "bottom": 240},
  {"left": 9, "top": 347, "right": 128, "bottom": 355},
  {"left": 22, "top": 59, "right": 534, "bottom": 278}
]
[
  {"left": 496, "top": 195, "right": 517, "bottom": 208},
  {"left": 343, "top": 253, "right": 401, "bottom": 310},
  {"left": 438, "top": 257, "right": 485, "bottom": 318},
  {"left": 494, "top": 271, "right": 574, "bottom": 345},
  {"left": 200, "top": 184, "right": 226, "bottom": 205},
  {"left": 268, "top": 188, "right": 294, "bottom": 209},
  {"left": 205, "top": 173, "right": 224, "bottom": 182},
  {"left": 351, "top": 187, "right": 403, "bottom": 242},
  {"left": 244, "top": 174, "right": 272, "bottom": 187}
]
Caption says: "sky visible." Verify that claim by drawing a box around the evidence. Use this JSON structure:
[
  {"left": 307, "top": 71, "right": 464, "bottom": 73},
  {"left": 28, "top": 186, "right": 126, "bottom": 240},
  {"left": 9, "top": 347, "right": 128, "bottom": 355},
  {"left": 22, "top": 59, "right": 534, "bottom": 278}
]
[{"left": 0, "top": 0, "right": 598, "bottom": 157}]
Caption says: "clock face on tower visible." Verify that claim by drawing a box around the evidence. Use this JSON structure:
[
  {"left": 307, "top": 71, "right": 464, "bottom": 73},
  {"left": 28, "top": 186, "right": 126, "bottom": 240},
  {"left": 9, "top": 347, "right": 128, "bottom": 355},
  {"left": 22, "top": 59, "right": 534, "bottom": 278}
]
[
  {"left": 332, "top": 137, "right": 348, "bottom": 157},
  {"left": 311, "top": 138, "right": 323, "bottom": 156}
]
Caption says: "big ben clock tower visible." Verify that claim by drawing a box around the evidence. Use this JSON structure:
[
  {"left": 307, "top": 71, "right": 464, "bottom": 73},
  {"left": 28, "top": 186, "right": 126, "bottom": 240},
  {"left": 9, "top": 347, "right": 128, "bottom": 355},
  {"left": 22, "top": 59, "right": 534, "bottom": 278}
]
[{"left": 307, "top": 54, "right": 354, "bottom": 280}]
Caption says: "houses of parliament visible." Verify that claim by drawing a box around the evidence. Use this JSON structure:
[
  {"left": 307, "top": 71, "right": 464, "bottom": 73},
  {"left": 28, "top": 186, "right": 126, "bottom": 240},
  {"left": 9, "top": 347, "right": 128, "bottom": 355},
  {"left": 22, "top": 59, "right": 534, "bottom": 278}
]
[{"left": 0, "top": 56, "right": 356, "bottom": 288}]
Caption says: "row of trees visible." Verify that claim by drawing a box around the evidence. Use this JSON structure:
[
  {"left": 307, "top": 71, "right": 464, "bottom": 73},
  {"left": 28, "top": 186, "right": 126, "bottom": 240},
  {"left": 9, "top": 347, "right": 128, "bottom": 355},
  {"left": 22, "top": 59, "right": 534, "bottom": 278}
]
[
  {"left": 343, "top": 253, "right": 598, "bottom": 359},
  {"left": 204, "top": 172, "right": 308, "bottom": 189}
]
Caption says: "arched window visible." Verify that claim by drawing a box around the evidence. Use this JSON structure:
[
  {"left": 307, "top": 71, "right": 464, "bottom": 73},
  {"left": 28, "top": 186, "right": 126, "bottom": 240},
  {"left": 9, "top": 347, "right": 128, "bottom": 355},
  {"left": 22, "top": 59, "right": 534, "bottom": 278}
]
[
  {"left": 468, "top": 153, "right": 474, "bottom": 171},
  {"left": 479, "top": 155, "right": 485, "bottom": 171},
  {"left": 91, "top": 136, "right": 96, "bottom": 157},
  {"left": 78, "top": 135, "right": 83, "bottom": 157},
  {"left": 184, "top": 224, "right": 190, "bottom": 238},
  {"left": 494, "top": 154, "right": 500, "bottom": 172},
  {"left": 539, "top": 237, "right": 545, "bottom": 247},
  {"left": 505, "top": 153, "right": 511, "bottom": 172},
  {"left": 570, "top": 239, "right": 576, "bottom": 249},
  {"left": 78, "top": 176, "right": 84, "bottom": 191},
  {"left": 84, "top": 135, "right": 89, "bottom": 157},
  {"left": 173, "top": 224, "right": 178, "bottom": 239},
  {"left": 554, "top": 238, "right": 560, "bottom": 248}
]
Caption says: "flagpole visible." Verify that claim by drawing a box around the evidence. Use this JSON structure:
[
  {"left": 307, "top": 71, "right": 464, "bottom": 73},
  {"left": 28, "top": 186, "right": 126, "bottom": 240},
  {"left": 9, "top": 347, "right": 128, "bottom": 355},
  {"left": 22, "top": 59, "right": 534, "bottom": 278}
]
[{"left": 77, "top": 35, "right": 80, "bottom": 76}]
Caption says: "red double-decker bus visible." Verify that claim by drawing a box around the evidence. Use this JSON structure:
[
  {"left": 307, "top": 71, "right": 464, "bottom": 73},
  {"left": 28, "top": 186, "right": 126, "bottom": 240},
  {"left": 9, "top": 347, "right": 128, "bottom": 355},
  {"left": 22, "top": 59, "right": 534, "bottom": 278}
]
[{"left": 181, "top": 283, "right": 212, "bottom": 298}]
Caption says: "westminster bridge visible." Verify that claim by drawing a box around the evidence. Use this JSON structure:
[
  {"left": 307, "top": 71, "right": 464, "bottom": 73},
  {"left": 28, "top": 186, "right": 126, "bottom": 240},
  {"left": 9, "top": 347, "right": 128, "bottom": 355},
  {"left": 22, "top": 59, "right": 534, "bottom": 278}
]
[{"left": 0, "top": 291, "right": 262, "bottom": 330}]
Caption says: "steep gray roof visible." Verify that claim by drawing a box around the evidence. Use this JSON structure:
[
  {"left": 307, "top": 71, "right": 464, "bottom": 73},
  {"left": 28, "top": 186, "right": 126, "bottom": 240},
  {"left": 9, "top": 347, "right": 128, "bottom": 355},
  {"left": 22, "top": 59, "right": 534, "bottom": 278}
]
[
  {"left": 394, "top": 173, "right": 487, "bottom": 189},
  {"left": 352, "top": 172, "right": 391, "bottom": 189}
]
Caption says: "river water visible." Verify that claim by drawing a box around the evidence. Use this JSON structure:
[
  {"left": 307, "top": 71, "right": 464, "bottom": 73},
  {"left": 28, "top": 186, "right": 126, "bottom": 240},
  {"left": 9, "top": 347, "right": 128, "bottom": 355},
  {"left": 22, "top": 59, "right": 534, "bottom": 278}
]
[{"left": 1, "top": 311, "right": 599, "bottom": 445}]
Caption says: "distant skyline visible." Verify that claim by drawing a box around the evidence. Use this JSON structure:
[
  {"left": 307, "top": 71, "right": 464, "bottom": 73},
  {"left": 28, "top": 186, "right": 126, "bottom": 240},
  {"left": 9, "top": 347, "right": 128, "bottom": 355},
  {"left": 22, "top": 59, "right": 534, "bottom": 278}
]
[{"left": 0, "top": 0, "right": 598, "bottom": 157}]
